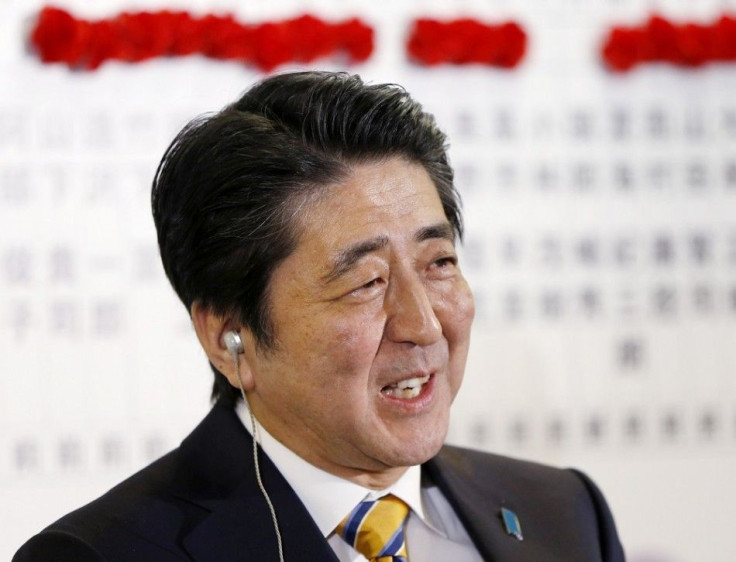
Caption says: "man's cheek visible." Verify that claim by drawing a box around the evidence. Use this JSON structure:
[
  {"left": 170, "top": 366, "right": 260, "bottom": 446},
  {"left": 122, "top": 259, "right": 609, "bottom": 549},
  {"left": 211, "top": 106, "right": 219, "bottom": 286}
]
[
  {"left": 332, "top": 311, "right": 385, "bottom": 350},
  {"left": 437, "top": 283, "right": 475, "bottom": 339},
  {"left": 458, "top": 289, "right": 476, "bottom": 330}
]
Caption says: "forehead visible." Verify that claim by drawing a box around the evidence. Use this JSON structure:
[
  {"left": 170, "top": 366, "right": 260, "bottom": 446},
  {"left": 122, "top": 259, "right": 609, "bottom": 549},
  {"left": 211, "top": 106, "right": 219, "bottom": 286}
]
[{"left": 294, "top": 158, "right": 449, "bottom": 249}]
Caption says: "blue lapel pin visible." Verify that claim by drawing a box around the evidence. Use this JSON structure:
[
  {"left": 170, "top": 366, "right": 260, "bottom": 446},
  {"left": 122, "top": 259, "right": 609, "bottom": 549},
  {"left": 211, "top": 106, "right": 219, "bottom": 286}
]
[{"left": 500, "top": 507, "right": 523, "bottom": 541}]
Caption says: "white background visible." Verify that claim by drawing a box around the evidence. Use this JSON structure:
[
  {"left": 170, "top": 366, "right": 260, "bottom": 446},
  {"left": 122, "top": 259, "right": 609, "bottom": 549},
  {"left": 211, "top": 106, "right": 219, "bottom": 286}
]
[{"left": 2, "top": 1, "right": 736, "bottom": 561}]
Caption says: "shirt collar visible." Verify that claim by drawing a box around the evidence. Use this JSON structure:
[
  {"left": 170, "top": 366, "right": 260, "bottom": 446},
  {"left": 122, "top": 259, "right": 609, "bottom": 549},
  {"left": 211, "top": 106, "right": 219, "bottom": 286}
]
[{"left": 235, "top": 401, "right": 429, "bottom": 537}]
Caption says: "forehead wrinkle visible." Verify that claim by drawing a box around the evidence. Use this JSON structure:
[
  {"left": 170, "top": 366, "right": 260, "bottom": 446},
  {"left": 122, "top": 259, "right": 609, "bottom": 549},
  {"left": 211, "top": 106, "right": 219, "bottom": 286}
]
[{"left": 322, "top": 235, "right": 389, "bottom": 283}]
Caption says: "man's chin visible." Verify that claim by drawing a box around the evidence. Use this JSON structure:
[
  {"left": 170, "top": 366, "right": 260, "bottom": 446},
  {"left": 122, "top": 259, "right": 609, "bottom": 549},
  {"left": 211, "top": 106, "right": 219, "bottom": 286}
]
[{"left": 379, "top": 432, "right": 447, "bottom": 468}]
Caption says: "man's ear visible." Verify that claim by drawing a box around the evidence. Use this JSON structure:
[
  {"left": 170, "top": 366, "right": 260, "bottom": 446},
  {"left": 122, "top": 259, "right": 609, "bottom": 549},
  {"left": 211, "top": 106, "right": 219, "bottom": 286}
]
[{"left": 190, "top": 301, "right": 255, "bottom": 392}]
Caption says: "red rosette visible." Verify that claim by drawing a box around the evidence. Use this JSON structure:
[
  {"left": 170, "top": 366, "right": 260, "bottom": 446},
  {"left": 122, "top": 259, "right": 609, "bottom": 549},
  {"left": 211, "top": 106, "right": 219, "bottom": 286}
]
[
  {"left": 712, "top": 15, "right": 736, "bottom": 60},
  {"left": 85, "top": 20, "right": 119, "bottom": 69},
  {"left": 28, "top": 7, "right": 374, "bottom": 70},
  {"left": 602, "top": 27, "right": 647, "bottom": 72},
  {"left": 495, "top": 22, "right": 526, "bottom": 67},
  {"left": 646, "top": 15, "right": 678, "bottom": 62},
  {"left": 472, "top": 22, "right": 499, "bottom": 65},
  {"left": 450, "top": 19, "right": 480, "bottom": 64},
  {"left": 167, "top": 11, "right": 203, "bottom": 56},
  {"left": 335, "top": 18, "right": 374, "bottom": 63},
  {"left": 406, "top": 17, "right": 527, "bottom": 68},
  {"left": 252, "top": 21, "right": 295, "bottom": 71},
  {"left": 201, "top": 15, "right": 253, "bottom": 61},
  {"left": 603, "top": 13, "right": 736, "bottom": 71},
  {"left": 290, "top": 14, "right": 333, "bottom": 63},
  {"left": 30, "top": 6, "right": 89, "bottom": 65},
  {"left": 406, "top": 19, "right": 442, "bottom": 65},
  {"left": 677, "top": 23, "right": 709, "bottom": 66},
  {"left": 114, "top": 11, "right": 171, "bottom": 63}
]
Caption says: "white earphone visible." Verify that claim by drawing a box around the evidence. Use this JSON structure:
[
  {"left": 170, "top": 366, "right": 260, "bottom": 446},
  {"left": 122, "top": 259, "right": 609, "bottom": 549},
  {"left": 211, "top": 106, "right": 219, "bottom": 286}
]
[
  {"left": 221, "top": 328, "right": 285, "bottom": 562},
  {"left": 223, "top": 330, "right": 244, "bottom": 358}
]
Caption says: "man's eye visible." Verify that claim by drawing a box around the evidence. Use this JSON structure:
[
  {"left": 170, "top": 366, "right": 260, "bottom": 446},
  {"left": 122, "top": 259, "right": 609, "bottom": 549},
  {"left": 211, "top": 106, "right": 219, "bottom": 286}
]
[
  {"left": 348, "top": 277, "right": 384, "bottom": 297},
  {"left": 360, "top": 278, "right": 382, "bottom": 289},
  {"left": 433, "top": 256, "right": 458, "bottom": 268}
]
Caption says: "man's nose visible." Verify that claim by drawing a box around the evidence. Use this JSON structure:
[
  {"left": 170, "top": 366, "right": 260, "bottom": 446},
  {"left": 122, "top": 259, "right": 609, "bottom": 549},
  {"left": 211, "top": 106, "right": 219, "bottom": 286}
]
[{"left": 384, "top": 269, "right": 442, "bottom": 346}]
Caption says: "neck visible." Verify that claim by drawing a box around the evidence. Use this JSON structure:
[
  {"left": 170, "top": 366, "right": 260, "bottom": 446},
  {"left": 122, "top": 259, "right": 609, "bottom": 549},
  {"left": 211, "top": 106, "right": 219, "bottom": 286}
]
[
  {"left": 242, "top": 400, "right": 411, "bottom": 490},
  {"left": 333, "top": 464, "right": 409, "bottom": 491}
]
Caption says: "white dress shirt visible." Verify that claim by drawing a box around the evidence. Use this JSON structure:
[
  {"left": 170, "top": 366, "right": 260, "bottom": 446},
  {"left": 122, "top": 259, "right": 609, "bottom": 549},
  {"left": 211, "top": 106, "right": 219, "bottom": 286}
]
[{"left": 236, "top": 402, "right": 483, "bottom": 562}]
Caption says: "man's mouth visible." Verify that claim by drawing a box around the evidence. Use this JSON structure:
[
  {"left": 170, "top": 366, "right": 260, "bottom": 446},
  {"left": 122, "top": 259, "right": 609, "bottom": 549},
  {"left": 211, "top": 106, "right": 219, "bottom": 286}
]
[{"left": 381, "top": 375, "right": 431, "bottom": 399}]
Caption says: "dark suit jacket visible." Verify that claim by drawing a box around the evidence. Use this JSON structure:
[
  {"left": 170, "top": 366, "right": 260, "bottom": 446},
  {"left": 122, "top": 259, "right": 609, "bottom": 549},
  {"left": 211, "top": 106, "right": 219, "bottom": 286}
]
[{"left": 14, "top": 400, "right": 625, "bottom": 561}]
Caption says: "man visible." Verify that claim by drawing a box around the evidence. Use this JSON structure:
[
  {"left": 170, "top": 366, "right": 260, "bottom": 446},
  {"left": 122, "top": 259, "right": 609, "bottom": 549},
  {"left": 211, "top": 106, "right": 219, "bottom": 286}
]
[{"left": 15, "top": 72, "right": 625, "bottom": 561}]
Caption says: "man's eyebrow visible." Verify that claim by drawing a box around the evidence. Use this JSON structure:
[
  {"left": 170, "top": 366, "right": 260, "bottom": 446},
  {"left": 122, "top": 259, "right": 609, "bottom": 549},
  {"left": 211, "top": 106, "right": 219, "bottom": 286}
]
[
  {"left": 322, "top": 223, "right": 454, "bottom": 284},
  {"left": 415, "top": 222, "right": 456, "bottom": 244},
  {"left": 323, "top": 235, "right": 389, "bottom": 283}
]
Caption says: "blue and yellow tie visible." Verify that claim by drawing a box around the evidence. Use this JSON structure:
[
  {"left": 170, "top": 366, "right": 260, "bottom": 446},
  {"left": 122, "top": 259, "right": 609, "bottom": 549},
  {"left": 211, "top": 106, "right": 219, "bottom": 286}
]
[{"left": 336, "top": 495, "right": 410, "bottom": 562}]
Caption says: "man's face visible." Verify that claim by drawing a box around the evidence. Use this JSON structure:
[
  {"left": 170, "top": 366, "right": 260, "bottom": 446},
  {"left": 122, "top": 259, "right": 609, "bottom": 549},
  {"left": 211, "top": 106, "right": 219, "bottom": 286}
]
[{"left": 244, "top": 157, "right": 474, "bottom": 486}]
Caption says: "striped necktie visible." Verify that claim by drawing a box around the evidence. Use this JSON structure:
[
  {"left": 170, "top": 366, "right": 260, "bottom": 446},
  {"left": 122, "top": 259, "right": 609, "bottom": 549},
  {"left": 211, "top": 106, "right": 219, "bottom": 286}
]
[{"left": 336, "top": 494, "right": 410, "bottom": 562}]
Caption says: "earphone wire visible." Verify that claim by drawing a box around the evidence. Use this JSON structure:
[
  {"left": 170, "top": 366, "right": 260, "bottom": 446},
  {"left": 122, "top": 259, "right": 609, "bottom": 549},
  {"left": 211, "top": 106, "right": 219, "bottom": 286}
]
[{"left": 231, "top": 347, "right": 285, "bottom": 562}]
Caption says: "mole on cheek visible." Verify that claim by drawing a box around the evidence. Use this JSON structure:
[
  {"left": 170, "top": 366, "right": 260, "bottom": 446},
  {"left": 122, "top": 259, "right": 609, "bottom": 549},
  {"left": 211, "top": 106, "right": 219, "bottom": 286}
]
[{"left": 333, "top": 326, "right": 359, "bottom": 346}]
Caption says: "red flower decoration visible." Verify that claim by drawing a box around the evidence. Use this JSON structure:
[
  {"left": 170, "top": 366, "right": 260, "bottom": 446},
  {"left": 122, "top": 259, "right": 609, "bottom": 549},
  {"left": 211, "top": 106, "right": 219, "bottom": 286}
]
[
  {"left": 29, "top": 6, "right": 374, "bottom": 71},
  {"left": 602, "top": 13, "right": 736, "bottom": 71},
  {"left": 407, "top": 18, "right": 527, "bottom": 68},
  {"left": 31, "top": 7, "right": 86, "bottom": 65}
]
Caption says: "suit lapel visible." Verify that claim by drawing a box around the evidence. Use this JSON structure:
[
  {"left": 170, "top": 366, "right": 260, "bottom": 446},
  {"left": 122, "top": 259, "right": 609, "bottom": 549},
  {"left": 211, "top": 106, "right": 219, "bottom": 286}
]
[
  {"left": 424, "top": 446, "right": 608, "bottom": 562},
  {"left": 423, "top": 447, "right": 527, "bottom": 562},
  {"left": 176, "top": 402, "right": 338, "bottom": 562},
  {"left": 182, "top": 486, "right": 338, "bottom": 562}
]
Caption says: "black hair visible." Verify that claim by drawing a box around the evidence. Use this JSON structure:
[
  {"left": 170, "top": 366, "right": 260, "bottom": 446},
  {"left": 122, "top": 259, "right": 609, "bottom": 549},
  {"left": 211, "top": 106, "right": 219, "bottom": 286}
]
[{"left": 151, "top": 71, "right": 462, "bottom": 406}]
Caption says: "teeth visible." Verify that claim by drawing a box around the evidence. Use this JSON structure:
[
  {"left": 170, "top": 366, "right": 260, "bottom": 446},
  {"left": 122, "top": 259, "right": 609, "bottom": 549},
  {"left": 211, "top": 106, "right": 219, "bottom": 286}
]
[
  {"left": 382, "top": 375, "right": 430, "bottom": 399},
  {"left": 384, "top": 386, "right": 422, "bottom": 399},
  {"left": 396, "top": 375, "right": 429, "bottom": 390}
]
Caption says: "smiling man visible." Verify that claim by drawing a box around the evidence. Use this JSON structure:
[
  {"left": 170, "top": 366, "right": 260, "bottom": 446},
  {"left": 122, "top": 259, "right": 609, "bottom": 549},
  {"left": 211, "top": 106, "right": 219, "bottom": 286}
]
[{"left": 15, "top": 72, "right": 624, "bottom": 562}]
